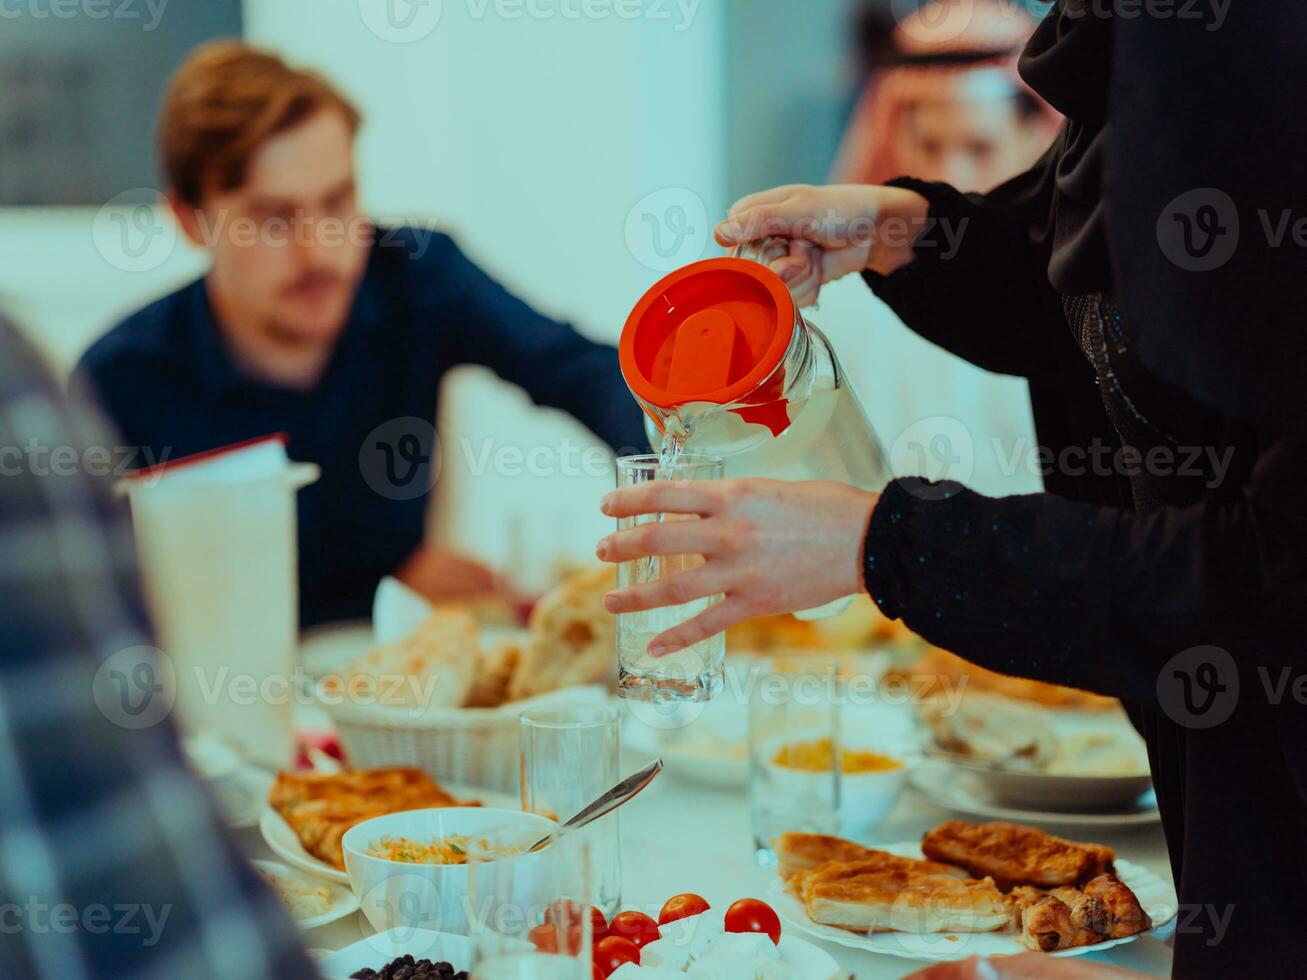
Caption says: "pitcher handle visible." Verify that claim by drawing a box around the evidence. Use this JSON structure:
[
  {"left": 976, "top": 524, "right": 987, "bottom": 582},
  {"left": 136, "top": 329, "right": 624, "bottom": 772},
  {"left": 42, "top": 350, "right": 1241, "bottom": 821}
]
[
  {"left": 730, "top": 236, "right": 791, "bottom": 266},
  {"left": 286, "top": 462, "right": 320, "bottom": 491}
]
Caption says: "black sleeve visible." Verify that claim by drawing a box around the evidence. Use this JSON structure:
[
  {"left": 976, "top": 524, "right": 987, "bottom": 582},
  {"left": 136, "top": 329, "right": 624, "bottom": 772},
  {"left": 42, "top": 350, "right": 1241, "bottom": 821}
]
[
  {"left": 861, "top": 135, "right": 1066, "bottom": 381},
  {"left": 863, "top": 435, "right": 1307, "bottom": 712},
  {"left": 1107, "top": 5, "right": 1307, "bottom": 432}
]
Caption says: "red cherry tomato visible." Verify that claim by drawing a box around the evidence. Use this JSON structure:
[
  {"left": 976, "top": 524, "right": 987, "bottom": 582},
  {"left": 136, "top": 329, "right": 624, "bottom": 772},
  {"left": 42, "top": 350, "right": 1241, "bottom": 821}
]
[
  {"left": 592, "top": 964, "right": 604, "bottom": 980},
  {"left": 607, "top": 910, "right": 660, "bottom": 949},
  {"left": 593, "top": 935, "right": 641, "bottom": 976},
  {"left": 724, "top": 898, "right": 782, "bottom": 945},
  {"left": 528, "top": 922, "right": 583, "bottom": 956},
  {"left": 658, "top": 893, "right": 710, "bottom": 925},
  {"left": 543, "top": 901, "right": 607, "bottom": 945}
]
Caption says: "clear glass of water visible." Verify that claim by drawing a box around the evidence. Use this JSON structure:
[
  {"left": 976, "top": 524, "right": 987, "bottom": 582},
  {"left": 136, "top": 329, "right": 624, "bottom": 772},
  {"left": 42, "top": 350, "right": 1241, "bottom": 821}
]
[
  {"left": 747, "top": 657, "right": 842, "bottom": 865},
  {"left": 520, "top": 705, "right": 622, "bottom": 917},
  {"left": 614, "top": 453, "right": 726, "bottom": 718},
  {"left": 467, "top": 831, "right": 593, "bottom": 979}
]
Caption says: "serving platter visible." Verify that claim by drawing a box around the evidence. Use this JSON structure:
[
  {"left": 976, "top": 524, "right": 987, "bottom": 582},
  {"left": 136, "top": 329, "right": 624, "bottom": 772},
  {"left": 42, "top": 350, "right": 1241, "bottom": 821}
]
[
  {"left": 770, "top": 843, "right": 1177, "bottom": 963},
  {"left": 911, "top": 761, "right": 1161, "bottom": 828},
  {"left": 922, "top": 748, "right": 1153, "bottom": 811}
]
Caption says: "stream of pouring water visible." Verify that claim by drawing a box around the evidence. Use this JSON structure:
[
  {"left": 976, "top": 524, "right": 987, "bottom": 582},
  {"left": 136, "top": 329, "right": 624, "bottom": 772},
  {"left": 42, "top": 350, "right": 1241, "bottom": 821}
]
[{"left": 640, "top": 411, "right": 695, "bottom": 582}]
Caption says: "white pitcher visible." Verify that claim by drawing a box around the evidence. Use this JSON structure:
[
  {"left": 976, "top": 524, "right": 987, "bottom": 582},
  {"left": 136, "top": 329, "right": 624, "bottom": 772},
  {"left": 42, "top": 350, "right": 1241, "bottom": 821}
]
[{"left": 120, "top": 436, "right": 319, "bottom": 768}]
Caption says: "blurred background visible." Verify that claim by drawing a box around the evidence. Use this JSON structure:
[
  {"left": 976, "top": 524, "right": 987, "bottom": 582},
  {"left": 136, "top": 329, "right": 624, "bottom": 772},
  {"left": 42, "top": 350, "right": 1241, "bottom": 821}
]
[{"left": 0, "top": 0, "right": 1053, "bottom": 586}]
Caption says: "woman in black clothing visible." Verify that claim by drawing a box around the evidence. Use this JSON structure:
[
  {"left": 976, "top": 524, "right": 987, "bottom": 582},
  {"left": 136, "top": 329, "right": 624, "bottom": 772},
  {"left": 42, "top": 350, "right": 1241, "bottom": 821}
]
[{"left": 596, "top": 3, "right": 1307, "bottom": 976}]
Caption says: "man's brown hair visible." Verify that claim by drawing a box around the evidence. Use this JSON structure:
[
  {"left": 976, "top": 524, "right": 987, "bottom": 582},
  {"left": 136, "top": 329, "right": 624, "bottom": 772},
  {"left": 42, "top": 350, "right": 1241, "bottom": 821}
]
[{"left": 159, "top": 41, "right": 362, "bottom": 206}]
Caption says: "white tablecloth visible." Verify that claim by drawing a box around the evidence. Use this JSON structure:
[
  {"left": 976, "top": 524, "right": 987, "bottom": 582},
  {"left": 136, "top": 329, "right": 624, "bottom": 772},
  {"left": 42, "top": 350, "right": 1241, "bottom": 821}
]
[{"left": 238, "top": 748, "right": 1175, "bottom": 978}]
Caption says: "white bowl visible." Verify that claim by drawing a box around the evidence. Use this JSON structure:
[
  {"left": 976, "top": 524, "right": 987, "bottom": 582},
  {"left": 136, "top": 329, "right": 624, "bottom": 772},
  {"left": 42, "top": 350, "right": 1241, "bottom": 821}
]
[
  {"left": 838, "top": 755, "right": 915, "bottom": 836},
  {"left": 342, "top": 807, "right": 555, "bottom": 936}
]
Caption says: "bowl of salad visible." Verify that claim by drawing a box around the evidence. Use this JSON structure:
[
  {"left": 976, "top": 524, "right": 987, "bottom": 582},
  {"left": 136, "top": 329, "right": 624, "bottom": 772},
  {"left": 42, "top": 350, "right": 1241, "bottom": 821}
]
[{"left": 342, "top": 807, "right": 555, "bottom": 935}]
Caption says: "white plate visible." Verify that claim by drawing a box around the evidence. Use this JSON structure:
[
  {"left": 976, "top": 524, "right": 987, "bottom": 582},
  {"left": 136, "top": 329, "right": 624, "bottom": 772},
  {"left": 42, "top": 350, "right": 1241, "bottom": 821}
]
[
  {"left": 317, "top": 927, "right": 471, "bottom": 979},
  {"left": 251, "top": 859, "right": 360, "bottom": 931},
  {"left": 911, "top": 761, "right": 1161, "bottom": 828},
  {"left": 770, "top": 843, "right": 1177, "bottom": 963},
  {"left": 259, "top": 784, "right": 521, "bottom": 884},
  {"left": 316, "top": 924, "right": 843, "bottom": 980},
  {"left": 642, "top": 907, "right": 844, "bottom": 979},
  {"left": 924, "top": 751, "right": 1152, "bottom": 811}
]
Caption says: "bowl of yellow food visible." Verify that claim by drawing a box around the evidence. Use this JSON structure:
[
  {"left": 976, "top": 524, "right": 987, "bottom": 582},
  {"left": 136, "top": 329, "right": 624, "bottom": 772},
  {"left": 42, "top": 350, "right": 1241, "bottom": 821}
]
[
  {"left": 771, "top": 738, "right": 914, "bottom": 836},
  {"left": 341, "top": 807, "right": 555, "bottom": 935}
]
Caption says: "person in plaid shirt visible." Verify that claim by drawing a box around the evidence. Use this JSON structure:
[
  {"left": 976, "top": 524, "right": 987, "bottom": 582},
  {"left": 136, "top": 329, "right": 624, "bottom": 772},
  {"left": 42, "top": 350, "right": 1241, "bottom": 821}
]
[{"left": 0, "top": 314, "right": 317, "bottom": 978}]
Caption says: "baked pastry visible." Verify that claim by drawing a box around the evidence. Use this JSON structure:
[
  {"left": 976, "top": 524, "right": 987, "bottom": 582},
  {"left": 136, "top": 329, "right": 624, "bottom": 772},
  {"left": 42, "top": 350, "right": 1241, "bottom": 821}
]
[
  {"left": 322, "top": 608, "right": 479, "bottom": 711},
  {"left": 915, "top": 648, "right": 1119, "bottom": 712},
  {"left": 269, "top": 768, "right": 469, "bottom": 870},
  {"left": 508, "top": 566, "right": 615, "bottom": 701},
  {"left": 726, "top": 614, "right": 823, "bottom": 653},
  {"left": 775, "top": 832, "right": 961, "bottom": 881},
  {"left": 464, "top": 640, "right": 522, "bottom": 708},
  {"left": 921, "top": 821, "right": 1115, "bottom": 891},
  {"left": 1007, "top": 875, "right": 1150, "bottom": 950},
  {"left": 1083, "top": 873, "right": 1153, "bottom": 938},
  {"left": 793, "top": 859, "right": 1008, "bottom": 935}
]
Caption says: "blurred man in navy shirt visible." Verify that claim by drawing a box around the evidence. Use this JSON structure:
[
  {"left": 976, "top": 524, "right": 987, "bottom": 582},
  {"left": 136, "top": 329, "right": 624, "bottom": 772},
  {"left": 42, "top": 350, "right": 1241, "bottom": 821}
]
[{"left": 76, "top": 42, "right": 646, "bottom": 628}]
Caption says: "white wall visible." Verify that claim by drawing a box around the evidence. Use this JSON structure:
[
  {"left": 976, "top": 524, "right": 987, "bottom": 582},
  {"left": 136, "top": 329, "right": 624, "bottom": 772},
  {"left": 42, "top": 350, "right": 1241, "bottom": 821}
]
[{"left": 0, "top": 207, "right": 207, "bottom": 372}]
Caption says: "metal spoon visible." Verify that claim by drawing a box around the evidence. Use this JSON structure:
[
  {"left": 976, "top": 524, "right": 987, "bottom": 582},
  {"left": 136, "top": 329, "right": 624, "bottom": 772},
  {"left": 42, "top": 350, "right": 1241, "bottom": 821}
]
[{"left": 528, "top": 758, "right": 663, "bottom": 853}]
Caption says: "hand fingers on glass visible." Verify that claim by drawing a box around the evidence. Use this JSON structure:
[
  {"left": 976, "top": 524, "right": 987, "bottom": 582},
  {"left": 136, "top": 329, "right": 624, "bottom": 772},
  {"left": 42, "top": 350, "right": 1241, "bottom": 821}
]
[
  {"left": 595, "top": 520, "right": 727, "bottom": 564},
  {"left": 603, "top": 564, "right": 729, "bottom": 616},
  {"left": 645, "top": 596, "right": 754, "bottom": 656},
  {"left": 601, "top": 482, "right": 719, "bottom": 519}
]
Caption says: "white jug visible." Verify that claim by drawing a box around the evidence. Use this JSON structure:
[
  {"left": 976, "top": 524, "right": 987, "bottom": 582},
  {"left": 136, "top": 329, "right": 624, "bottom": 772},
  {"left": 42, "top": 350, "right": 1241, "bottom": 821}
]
[{"left": 120, "top": 435, "right": 319, "bottom": 768}]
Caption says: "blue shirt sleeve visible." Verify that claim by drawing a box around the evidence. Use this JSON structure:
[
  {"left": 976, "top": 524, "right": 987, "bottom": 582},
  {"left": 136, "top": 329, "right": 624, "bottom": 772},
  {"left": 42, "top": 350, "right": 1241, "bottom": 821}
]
[{"left": 405, "top": 231, "right": 650, "bottom": 454}]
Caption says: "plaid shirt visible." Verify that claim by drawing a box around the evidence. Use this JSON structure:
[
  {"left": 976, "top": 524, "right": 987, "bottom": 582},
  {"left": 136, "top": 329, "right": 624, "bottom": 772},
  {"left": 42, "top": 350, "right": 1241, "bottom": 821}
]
[{"left": 0, "top": 318, "right": 318, "bottom": 978}]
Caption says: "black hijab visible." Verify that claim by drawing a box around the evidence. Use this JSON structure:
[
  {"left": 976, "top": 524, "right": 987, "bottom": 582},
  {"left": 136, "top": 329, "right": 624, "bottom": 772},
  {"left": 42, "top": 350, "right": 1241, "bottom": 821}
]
[{"left": 1014, "top": 0, "right": 1307, "bottom": 431}]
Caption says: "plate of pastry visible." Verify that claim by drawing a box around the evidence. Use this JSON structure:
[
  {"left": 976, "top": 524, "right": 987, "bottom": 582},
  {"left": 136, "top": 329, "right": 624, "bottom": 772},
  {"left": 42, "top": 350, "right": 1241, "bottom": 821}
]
[
  {"left": 911, "top": 649, "right": 1155, "bottom": 812},
  {"left": 911, "top": 760, "right": 1161, "bottom": 828},
  {"left": 259, "top": 767, "right": 515, "bottom": 883},
  {"left": 252, "top": 859, "right": 360, "bottom": 930},
  {"left": 769, "top": 823, "right": 1177, "bottom": 962}
]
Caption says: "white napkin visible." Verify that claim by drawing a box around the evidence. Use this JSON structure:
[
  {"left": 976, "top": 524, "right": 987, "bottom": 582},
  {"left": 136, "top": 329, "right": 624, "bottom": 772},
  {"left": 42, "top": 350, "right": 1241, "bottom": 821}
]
[{"left": 371, "top": 576, "right": 434, "bottom": 645}]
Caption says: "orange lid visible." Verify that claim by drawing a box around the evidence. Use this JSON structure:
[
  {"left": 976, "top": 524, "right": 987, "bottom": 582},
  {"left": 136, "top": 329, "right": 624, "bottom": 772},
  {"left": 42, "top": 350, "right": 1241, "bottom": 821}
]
[{"left": 620, "top": 258, "right": 796, "bottom": 412}]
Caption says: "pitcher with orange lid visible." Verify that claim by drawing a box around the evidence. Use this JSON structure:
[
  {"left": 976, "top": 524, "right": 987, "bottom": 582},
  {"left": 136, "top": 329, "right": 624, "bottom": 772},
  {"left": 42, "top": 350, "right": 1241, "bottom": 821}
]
[{"left": 619, "top": 239, "right": 891, "bottom": 621}]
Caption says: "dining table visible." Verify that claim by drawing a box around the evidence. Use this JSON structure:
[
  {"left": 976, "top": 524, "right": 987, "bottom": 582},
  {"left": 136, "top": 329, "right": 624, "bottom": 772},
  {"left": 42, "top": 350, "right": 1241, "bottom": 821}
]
[{"left": 237, "top": 714, "right": 1176, "bottom": 979}]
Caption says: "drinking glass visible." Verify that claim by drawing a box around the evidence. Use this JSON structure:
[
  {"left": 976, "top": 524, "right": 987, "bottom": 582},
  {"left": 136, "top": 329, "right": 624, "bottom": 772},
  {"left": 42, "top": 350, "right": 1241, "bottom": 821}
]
[
  {"left": 520, "top": 705, "right": 622, "bottom": 917},
  {"left": 467, "top": 832, "right": 593, "bottom": 980},
  {"left": 747, "top": 657, "right": 842, "bottom": 864},
  {"left": 614, "top": 453, "right": 726, "bottom": 717}
]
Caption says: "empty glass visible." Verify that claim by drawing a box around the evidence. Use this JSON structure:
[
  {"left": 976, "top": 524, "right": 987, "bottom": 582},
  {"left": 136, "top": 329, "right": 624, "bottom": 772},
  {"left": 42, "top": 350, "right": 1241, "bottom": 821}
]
[
  {"left": 467, "top": 831, "right": 593, "bottom": 979},
  {"left": 747, "top": 657, "right": 842, "bottom": 864},
  {"left": 520, "top": 705, "right": 622, "bottom": 917},
  {"left": 614, "top": 453, "right": 725, "bottom": 719}
]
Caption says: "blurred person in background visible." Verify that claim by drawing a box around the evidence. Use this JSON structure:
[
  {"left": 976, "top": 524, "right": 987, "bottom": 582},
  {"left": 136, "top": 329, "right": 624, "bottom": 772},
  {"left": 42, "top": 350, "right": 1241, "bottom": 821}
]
[
  {"left": 834, "top": 0, "right": 1059, "bottom": 192},
  {"left": 0, "top": 312, "right": 315, "bottom": 978},
  {"left": 815, "top": 0, "right": 1060, "bottom": 497},
  {"left": 600, "top": 2, "right": 1307, "bottom": 975},
  {"left": 75, "top": 42, "right": 647, "bottom": 630}
]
